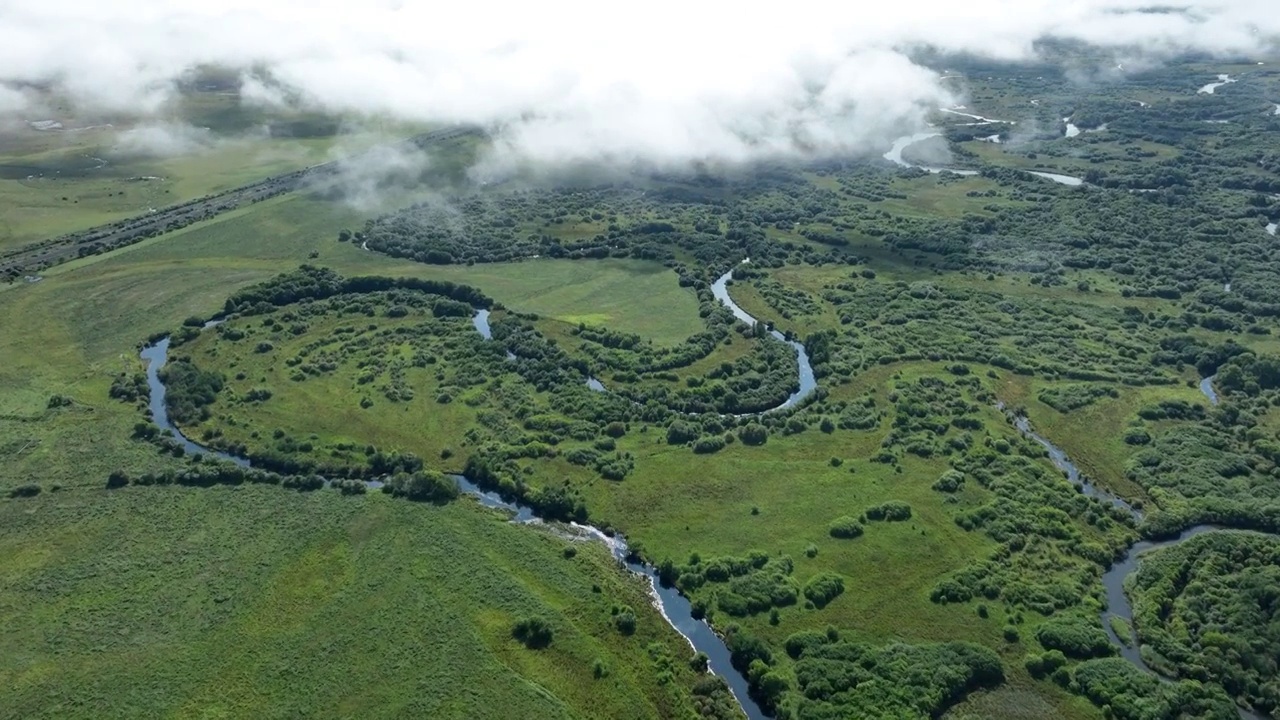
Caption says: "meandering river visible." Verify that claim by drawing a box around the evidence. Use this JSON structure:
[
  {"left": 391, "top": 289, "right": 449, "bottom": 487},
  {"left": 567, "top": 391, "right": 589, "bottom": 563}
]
[
  {"left": 141, "top": 319, "right": 770, "bottom": 720},
  {"left": 883, "top": 132, "right": 1083, "bottom": 186},
  {"left": 711, "top": 265, "right": 817, "bottom": 412},
  {"left": 1007, "top": 404, "right": 1266, "bottom": 719},
  {"left": 143, "top": 281, "right": 1260, "bottom": 718},
  {"left": 1198, "top": 74, "right": 1236, "bottom": 95}
]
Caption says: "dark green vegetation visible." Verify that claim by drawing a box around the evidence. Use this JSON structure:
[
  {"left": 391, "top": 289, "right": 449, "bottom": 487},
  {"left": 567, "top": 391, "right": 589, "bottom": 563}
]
[
  {"left": 6, "top": 54, "right": 1280, "bottom": 720},
  {"left": 1129, "top": 532, "right": 1280, "bottom": 714}
]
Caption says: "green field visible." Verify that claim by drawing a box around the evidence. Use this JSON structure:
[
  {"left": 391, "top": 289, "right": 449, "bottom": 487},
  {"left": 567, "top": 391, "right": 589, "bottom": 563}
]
[
  {"left": 0, "top": 485, "right": 711, "bottom": 720},
  {"left": 0, "top": 192, "right": 704, "bottom": 492},
  {"left": 0, "top": 82, "right": 431, "bottom": 252},
  {"left": 8, "top": 55, "right": 1280, "bottom": 719}
]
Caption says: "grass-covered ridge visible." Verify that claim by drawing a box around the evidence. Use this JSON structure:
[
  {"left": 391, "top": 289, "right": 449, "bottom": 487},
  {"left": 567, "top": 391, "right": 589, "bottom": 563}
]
[{"left": 0, "top": 485, "right": 730, "bottom": 720}]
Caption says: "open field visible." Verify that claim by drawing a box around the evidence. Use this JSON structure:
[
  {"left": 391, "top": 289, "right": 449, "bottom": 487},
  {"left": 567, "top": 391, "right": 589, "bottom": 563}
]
[
  {"left": 0, "top": 81, "right": 435, "bottom": 252},
  {"left": 0, "top": 484, "right": 706, "bottom": 720}
]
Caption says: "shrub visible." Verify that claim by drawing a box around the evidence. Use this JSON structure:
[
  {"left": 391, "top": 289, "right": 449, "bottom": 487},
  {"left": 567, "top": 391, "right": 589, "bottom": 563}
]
[
  {"left": 693, "top": 436, "right": 726, "bottom": 454},
  {"left": 1035, "top": 617, "right": 1115, "bottom": 659},
  {"left": 828, "top": 516, "right": 864, "bottom": 539},
  {"left": 614, "top": 609, "right": 638, "bottom": 635},
  {"left": 689, "top": 652, "right": 709, "bottom": 672},
  {"left": 512, "top": 616, "right": 554, "bottom": 649},
  {"left": 384, "top": 471, "right": 459, "bottom": 503},
  {"left": 106, "top": 470, "right": 130, "bottom": 489},
  {"left": 802, "top": 572, "right": 846, "bottom": 608},
  {"left": 866, "top": 501, "right": 912, "bottom": 521},
  {"left": 1123, "top": 428, "right": 1151, "bottom": 445},
  {"left": 667, "top": 421, "right": 699, "bottom": 445},
  {"left": 8, "top": 484, "right": 41, "bottom": 498},
  {"left": 933, "top": 469, "right": 965, "bottom": 493},
  {"left": 785, "top": 630, "right": 830, "bottom": 659},
  {"left": 739, "top": 423, "right": 769, "bottom": 446}
]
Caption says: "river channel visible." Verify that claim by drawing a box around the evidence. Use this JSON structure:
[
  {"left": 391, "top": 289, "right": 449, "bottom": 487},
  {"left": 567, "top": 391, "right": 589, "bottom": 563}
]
[
  {"left": 711, "top": 264, "right": 817, "bottom": 411},
  {"left": 883, "top": 132, "right": 1083, "bottom": 186}
]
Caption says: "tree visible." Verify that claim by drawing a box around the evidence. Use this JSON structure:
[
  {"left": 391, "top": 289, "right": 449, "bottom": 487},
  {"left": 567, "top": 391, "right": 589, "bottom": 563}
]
[
  {"left": 803, "top": 572, "right": 846, "bottom": 608},
  {"left": 667, "top": 420, "right": 699, "bottom": 444}
]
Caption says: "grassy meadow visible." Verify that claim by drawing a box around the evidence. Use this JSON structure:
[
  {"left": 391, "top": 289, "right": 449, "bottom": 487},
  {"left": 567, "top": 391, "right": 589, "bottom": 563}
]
[
  {"left": 0, "top": 191, "right": 702, "bottom": 491},
  {"left": 0, "top": 186, "right": 1143, "bottom": 720},
  {"left": 0, "top": 189, "right": 741, "bottom": 718},
  {"left": 0, "top": 485, "right": 705, "bottom": 720},
  {"left": 0, "top": 82, "right": 430, "bottom": 252},
  {"left": 8, "top": 77, "right": 1274, "bottom": 716}
]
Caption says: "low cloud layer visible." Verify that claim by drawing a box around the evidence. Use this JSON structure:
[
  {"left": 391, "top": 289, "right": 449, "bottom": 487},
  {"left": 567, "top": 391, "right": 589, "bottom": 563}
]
[
  {"left": 1, "top": 0, "right": 1275, "bottom": 166},
  {"left": 111, "top": 122, "right": 220, "bottom": 157}
]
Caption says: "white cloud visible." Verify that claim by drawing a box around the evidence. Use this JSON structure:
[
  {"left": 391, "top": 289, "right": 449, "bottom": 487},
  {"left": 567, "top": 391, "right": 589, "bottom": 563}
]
[
  {"left": 0, "top": 84, "right": 30, "bottom": 115},
  {"left": 112, "top": 122, "right": 219, "bottom": 157},
  {"left": 0, "top": 0, "right": 1274, "bottom": 166}
]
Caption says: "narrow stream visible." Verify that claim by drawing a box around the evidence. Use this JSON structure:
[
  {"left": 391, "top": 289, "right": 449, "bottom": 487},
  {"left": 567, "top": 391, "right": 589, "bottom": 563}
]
[
  {"left": 883, "top": 133, "right": 1082, "bottom": 186},
  {"left": 141, "top": 323, "right": 769, "bottom": 720},
  {"left": 710, "top": 265, "right": 817, "bottom": 411},
  {"left": 1200, "top": 376, "right": 1220, "bottom": 405},
  {"left": 1002, "top": 407, "right": 1140, "bottom": 518}
]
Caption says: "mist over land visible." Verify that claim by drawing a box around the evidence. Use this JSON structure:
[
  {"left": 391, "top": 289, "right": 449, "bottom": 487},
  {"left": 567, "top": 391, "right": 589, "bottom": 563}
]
[{"left": 1, "top": 0, "right": 1276, "bottom": 168}]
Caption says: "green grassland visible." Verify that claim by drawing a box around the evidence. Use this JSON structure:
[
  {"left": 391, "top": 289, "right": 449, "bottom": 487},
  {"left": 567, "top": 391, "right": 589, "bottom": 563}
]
[
  {"left": 0, "top": 191, "right": 703, "bottom": 492},
  {"left": 0, "top": 189, "right": 735, "bottom": 717},
  {"left": 0, "top": 83, "right": 425, "bottom": 251},
  {"left": 7, "top": 59, "right": 1280, "bottom": 718},
  {"left": 993, "top": 375, "right": 1207, "bottom": 502},
  {"left": 0, "top": 184, "right": 1224, "bottom": 718},
  {"left": 357, "top": 258, "right": 703, "bottom": 347},
  {"left": 0, "top": 484, "right": 709, "bottom": 720},
  {"left": 160, "top": 272, "right": 1140, "bottom": 720}
]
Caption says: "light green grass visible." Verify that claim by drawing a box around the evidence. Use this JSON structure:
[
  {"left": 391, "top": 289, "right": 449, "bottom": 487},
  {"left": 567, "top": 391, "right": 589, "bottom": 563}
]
[
  {"left": 181, "top": 310, "right": 499, "bottom": 467},
  {"left": 0, "top": 130, "right": 360, "bottom": 251},
  {"left": 590, "top": 430, "right": 1001, "bottom": 648},
  {"left": 362, "top": 258, "right": 702, "bottom": 347},
  {"left": 996, "top": 374, "right": 1207, "bottom": 502},
  {"left": 0, "top": 485, "right": 707, "bottom": 719}
]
